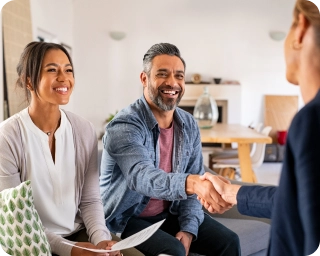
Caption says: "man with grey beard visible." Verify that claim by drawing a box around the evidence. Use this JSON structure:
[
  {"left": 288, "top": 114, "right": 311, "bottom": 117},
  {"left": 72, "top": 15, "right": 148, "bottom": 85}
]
[{"left": 100, "top": 43, "right": 240, "bottom": 256}]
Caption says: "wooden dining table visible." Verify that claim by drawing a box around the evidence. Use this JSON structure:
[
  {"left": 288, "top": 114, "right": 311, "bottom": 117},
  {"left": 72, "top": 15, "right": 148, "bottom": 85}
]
[{"left": 200, "top": 124, "right": 272, "bottom": 183}]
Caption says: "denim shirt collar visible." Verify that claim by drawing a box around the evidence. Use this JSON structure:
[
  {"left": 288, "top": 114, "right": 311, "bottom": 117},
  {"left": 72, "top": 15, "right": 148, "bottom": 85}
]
[{"left": 140, "top": 95, "right": 185, "bottom": 131}]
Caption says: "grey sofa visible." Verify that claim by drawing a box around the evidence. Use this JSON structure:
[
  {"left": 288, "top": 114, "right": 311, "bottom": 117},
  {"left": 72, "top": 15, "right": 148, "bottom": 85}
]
[{"left": 98, "top": 150, "right": 271, "bottom": 256}]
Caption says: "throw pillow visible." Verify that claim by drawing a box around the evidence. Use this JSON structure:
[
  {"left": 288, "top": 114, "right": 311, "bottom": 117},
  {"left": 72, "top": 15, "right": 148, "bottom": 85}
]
[{"left": 0, "top": 180, "right": 51, "bottom": 256}]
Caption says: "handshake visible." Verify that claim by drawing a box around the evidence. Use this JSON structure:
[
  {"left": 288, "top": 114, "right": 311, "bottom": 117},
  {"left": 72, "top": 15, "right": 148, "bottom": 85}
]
[{"left": 186, "top": 172, "right": 241, "bottom": 214}]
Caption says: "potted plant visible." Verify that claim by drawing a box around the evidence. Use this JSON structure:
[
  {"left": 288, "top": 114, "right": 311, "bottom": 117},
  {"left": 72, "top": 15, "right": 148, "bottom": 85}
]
[{"left": 99, "top": 111, "right": 118, "bottom": 139}]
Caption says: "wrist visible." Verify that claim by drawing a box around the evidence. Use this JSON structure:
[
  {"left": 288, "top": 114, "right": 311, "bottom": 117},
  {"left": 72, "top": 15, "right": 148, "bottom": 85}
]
[
  {"left": 223, "top": 184, "right": 241, "bottom": 205},
  {"left": 185, "top": 174, "right": 199, "bottom": 195}
]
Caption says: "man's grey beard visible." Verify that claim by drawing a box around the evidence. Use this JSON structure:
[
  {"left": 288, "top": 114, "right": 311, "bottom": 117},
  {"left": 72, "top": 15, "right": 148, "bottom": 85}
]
[{"left": 148, "top": 82, "right": 183, "bottom": 111}]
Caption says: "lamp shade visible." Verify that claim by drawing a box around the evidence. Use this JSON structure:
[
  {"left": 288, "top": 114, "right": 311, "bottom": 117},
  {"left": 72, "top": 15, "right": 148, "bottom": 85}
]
[
  {"left": 109, "top": 31, "right": 126, "bottom": 41},
  {"left": 269, "top": 31, "right": 286, "bottom": 41}
]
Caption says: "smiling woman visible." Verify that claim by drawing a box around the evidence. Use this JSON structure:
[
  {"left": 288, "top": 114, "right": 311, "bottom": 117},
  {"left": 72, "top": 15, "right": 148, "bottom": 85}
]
[{"left": 0, "top": 41, "right": 124, "bottom": 256}]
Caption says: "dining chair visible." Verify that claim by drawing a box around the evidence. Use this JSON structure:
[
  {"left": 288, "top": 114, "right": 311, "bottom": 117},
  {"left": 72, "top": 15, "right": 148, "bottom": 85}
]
[
  {"left": 208, "top": 122, "right": 264, "bottom": 160},
  {"left": 209, "top": 126, "right": 272, "bottom": 180}
]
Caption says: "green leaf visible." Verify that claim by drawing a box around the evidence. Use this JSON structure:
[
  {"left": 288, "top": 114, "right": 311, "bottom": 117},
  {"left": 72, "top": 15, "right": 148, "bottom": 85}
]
[
  {"left": 0, "top": 226, "right": 5, "bottom": 236},
  {"left": 32, "top": 233, "right": 40, "bottom": 243},
  {"left": 0, "top": 236, "right": 6, "bottom": 247},
  {"left": 20, "top": 185, "right": 27, "bottom": 198},
  {"left": 6, "top": 237, "right": 14, "bottom": 248},
  {"left": 28, "top": 188, "right": 32, "bottom": 198},
  {"left": 32, "top": 220, "right": 39, "bottom": 231},
  {"left": 5, "top": 192, "right": 10, "bottom": 200},
  {"left": 6, "top": 214, "right": 14, "bottom": 225},
  {"left": 23, "top": 235, "right": 32, "bottom": 246},
  {"left": 15, "top": 211, "right": 24, "bottom": 224},
  {"left": 6, "top": 226, "right": 13, "bottom": 237},
  {"left": 41, "top": 234, "right": 47, "bottom": 244},
  {"left": 40, "top": 243, "right": 48, "bottom": 254},
  {"left": 6, "top": 248, "right": 14, "bottom": 255},
  {"left": 15, "top": 237, "right": 23, "bottom": 248},
  {"left": 8, "top": 200, "right": 15, "bottom": 212},
  {"left": 32, "top": 246, "right": 40, "bottom": 256},
  {"left": 14, "top": 225, "right": 23, "bottom": 236},
  {"left": 34, "top": 212, "right": 39, "bottom": 222},
  {"left": 17, "top": 198, "right": 25, "bottom": 210},
  {"left": 2, "top": 205, "right": 8, "bottom": 213},
  {"left": 11, "top": 189, "right": 18, "bottom": 199},
  {"left": 22, "top": 248, "right": 31, "bottom": 256},
  {"left": 25, "top": 199, "right": 32, "bottom": 208},
  {"left": 24, "top": 223, "right": 32, "bottom": 234},
  {"left": 15, "top": 249, "right": 22, "bottom": 256},
  {"left": 0, "top": 213, "right": 5, "bottom": 225},
  {"left": 24, "top": 209, "right": 32, "bottom": 221}
]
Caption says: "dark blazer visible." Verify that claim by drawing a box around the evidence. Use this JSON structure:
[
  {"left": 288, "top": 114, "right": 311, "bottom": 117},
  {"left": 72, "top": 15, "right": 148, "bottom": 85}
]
[{"left": 237, "top": 90, "right": 320, "bottom": 256}]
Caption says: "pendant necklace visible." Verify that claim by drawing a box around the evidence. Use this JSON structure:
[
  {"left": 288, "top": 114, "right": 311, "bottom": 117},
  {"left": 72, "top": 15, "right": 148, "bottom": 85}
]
[{"left": 44, "top": 118, "right": 61, "bottom": 137}]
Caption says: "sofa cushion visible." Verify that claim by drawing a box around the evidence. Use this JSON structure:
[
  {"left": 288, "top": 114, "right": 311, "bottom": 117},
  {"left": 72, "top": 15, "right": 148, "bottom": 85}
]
[
  {"left": 212, "top": 217, "right": 270, "bottom": 256},
  {"left": 0, "top": 180, "right": 51, "bottom": 255}
]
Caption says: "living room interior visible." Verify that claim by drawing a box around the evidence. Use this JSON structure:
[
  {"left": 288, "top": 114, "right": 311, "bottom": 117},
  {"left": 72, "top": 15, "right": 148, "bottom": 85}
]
[
  {"left": 2, "top": 1, "right": 310, "bottom": 255},
  {"left": 0, "top": 0, "right": 301, "bottom": 186}
]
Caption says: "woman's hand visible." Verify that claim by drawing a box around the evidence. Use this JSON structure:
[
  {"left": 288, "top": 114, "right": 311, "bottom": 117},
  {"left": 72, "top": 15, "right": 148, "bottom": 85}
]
[
  {"left": 97, "top": 240, "right": 122, "bottom": 256},
  {"left": 71, "top": 242, "right": 109, "bottom": 256}
]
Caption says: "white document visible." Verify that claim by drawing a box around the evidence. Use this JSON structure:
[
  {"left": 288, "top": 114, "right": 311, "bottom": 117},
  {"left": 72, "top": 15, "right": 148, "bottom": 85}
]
[{"left": 62, "top": 219, "right": 165, "bottom": 253}]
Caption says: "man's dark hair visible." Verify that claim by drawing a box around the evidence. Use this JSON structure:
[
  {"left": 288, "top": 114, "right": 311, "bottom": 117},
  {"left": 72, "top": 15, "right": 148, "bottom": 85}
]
[{"left": 142, "top": 43, "right": 186, "bottom": 76}]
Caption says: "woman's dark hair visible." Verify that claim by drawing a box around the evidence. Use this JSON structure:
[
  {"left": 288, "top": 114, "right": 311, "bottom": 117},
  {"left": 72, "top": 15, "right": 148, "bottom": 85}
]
[
  {"left": 293, "top": 0, "right": 320, "bottom": 46},
  {"left": 142, "top": 43, "right": 186, "bottom": 76},
  {"left": 16, "top": 41, "right": 74, "bottom": 102}
]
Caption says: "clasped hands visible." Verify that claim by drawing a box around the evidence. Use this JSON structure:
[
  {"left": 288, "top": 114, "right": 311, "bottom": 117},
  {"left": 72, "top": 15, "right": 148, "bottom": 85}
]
[{"left": 189, "top": 172, "right": 241, "bottom": 214}]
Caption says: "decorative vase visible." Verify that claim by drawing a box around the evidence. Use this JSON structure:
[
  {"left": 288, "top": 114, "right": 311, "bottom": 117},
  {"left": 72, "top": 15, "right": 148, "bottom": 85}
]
[{"left": 193, "top": 86, "right": 219, "bottom": 129}]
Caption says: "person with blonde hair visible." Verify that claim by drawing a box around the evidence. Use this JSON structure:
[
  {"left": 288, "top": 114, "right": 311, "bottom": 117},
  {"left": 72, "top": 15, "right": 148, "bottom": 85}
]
[{"left": 199, "top": 0, "right": 320, "bottom": 255}]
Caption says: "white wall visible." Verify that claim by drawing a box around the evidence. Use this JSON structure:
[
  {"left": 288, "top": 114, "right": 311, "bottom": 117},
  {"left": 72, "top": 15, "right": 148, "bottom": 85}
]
[
  {"left": 29, "top": 0, "right": 74, "bottom": 112},
  {"left": 72, "top": 0, "right": 301, "bottom": 135},
  {"left": 1, "top": 0, "right": 302, "bottom": 132},
  {"left": 0, "top": 7, "right": 3, "bottom": 121}
]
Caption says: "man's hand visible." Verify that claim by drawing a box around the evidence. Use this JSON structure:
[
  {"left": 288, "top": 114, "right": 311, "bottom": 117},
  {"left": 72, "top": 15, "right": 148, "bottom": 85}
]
[
  {"left": 71, "top": 242, "right": 109, "bottom": 256},
  {"left": 186, "top": 174, "right": 233, "bottom": 214},
  {"left": 198, "top": 172, "right": 241, "bottom": 213},
  {"left": 175, "top": 231, "right": 193, "bottom": 256},
  {"left": 97, "top": 240, "right": 122, "bottom": 256}
]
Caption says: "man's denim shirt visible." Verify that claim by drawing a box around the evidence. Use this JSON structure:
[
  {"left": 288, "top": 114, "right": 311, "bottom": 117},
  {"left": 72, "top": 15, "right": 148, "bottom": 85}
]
[{"left": 100, "top": 96, "right": 205, "bottom": 238}]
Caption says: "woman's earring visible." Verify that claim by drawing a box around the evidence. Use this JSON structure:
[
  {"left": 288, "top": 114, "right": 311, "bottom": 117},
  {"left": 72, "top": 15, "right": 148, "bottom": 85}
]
[{"left": 291, "top": 40, "right": 302, "bottom": 50}]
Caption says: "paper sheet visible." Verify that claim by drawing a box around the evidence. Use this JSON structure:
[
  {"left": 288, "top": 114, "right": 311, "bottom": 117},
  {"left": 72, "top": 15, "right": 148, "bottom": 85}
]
[{"left": 62, "top": 219, "right": 165, "bottom": 253}]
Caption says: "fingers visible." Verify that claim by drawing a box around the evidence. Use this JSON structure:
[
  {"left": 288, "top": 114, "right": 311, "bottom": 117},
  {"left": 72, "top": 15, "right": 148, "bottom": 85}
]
[
  {"left": 201, "top": 180, "right": 232, "bottom": 212},
  {"left": 193, "top": 175, "right": 232, "bottom": 213},
  {"left": 215, "top": 175, "right": 231, "bottom": 184},
  {"left": 202, "top": 172, "right": 227, "bottom": 186},
  {"left": 199, "top": 197, "right": 213, "bottom": 212},
  {"left": 197, "top": 178, "right": 233, "bottom": 214},
  {"left": 175, "top": 232, "right": 192, "bottom": 256}
]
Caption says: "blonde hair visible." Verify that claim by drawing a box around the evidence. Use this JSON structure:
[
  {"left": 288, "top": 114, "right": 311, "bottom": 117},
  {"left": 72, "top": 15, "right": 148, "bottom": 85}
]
[{"left": 293, "top": 0, "right": 320, "bottom": 44}]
